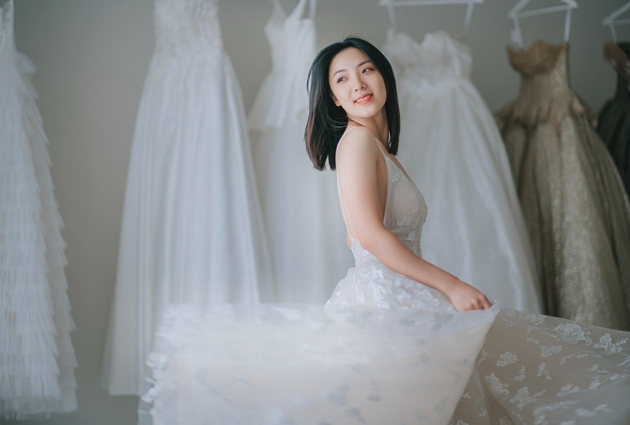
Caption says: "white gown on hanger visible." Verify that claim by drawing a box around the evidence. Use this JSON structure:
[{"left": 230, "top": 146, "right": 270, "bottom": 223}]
[
  {"left": 248, "top": 0, "right": 352, "bottom": 302},
  {"left": 0, "top": 0, "right": 77, "bottom": 418},
  {"left": 139, "top": 130, "right": 630, "bottom": 425},
  {"left": 383, "top": 31, "right": 542, "bottom": 313},
  {"left": 101, "top": 0, "right": 272, "bottom": 396}
]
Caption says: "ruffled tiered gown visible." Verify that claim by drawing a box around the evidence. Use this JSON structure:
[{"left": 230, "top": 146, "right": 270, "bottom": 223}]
[
  {"left": 101, "top": 0, "right": 272, "bottom": 396},
  {"left": 383, "top": 32, "right": 541, "bottom": 313},
  {"left": 248, "top": 0, "right": 351, "bottom": 302},
  {"left": 0, "top": 0, "right": 77, "bottom": 419},
  {"left": 597, "top": 41, "right": 630, "bottom": 197},
  {"left": 497, "top": 40, "right": 630, "bottom": 330},
  {"left": 139, "top": 131, "right": 630, "bottom": 425}
]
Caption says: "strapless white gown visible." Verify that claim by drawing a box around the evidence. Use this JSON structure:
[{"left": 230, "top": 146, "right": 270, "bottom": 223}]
[{"left": 101, "top": 0, "right": 272, "bottom": 396}]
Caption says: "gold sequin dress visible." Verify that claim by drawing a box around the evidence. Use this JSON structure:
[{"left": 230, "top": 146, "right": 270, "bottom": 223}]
[{"left": 496, "top": 40, "right": 630, "bottom": 330}]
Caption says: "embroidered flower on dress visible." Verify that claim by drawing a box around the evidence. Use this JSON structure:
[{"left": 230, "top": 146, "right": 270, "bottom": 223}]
[
  {"left": 553, "top": 322, "right": 592, "bottom": 344},
  {"left": 593, "top": 333, "right": 628, "bottom": 355},
  {"left": 485, "top": 373, "right": 509, "bottom": 400},
  {"left": 540, "top": 344, "right": 562, "bottom": 358},
  {"left": 509, "top": 386, "right": 545, "bottom": 410},
  {"left": 497, "top": 352, "right": 518, "bottom": 367}
]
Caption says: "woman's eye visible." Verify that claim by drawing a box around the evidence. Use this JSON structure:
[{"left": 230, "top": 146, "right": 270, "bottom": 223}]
[
  {"left": 337, "top": 76, "right": 346, "bottom": 83},
  {"left": 362, "top": 67, "right": 373, "bottom": 73}
]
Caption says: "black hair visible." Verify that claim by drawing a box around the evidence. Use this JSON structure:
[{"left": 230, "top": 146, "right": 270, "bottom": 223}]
[{"left": 305, "top": 36, "right": 400, "bottom": 171}]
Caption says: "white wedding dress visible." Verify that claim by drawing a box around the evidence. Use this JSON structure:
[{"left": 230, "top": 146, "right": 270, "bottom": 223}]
[
  {"left": 139, "top": 131, "right": 630, "bottom": 425},
  {"left": 383, "top": 32, "right": 542, "bottom": 313},
  {"left": 101, "top": 0, "right": 272, "bottom": 396},
  {"left": 0, "top": 0, "right": 77, "bottom": 419},
  {"left": 248, "top": 0, "right": 352, "bottom": 302}
]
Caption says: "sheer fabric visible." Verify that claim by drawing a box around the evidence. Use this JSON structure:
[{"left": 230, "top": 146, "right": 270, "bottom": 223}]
[
  {"left": 0, "top": 0, "right": 77, "bottom": 418},
  {"left": 383, "top": 32, "right": 542, "bottom": 313},
  {"left": 101, "top": 0, "right": 272, "bottom": 396}
]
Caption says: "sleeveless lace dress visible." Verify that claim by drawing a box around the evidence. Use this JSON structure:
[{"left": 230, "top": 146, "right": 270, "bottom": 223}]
[
  {"left": 101, "top": 0, "right": 272, "bottom": 396},
  {"left": 383, "top": 32, "right": 542, "bottom": 313},
  {"left": 140, "top": 131, "right": 630, "bottom": 425},
  {"left": 497, "top": 40, "right": 630, "bottom": 330},
  {"left": 248, "top": 0, "right": 352, "bottom": 303},
  {"left": 0, "top": 0, "right": 77, "bottom": 419}
]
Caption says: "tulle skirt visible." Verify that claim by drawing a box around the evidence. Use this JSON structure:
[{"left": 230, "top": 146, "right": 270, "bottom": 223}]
[
  {"left": 139, "top": 303, "right": 499, "bottom": 425},
  {"left": 0, "top": 36, "right": 77, "bottom": 419},
  {"left": 102, "top": 49, "right": 272, "bottom": 396}
]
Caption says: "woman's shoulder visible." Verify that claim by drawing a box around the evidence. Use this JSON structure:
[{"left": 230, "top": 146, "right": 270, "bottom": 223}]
[
  {"left": 337, "top": 126, "right": 379, "bottom": 156},
  {"left": 336, "top": 126, "right": 381, "bottom": 172}
]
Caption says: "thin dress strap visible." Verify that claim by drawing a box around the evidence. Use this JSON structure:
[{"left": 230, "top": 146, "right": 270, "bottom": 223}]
[{"left": 335, "top": 127, "right": 387, "bottom": 241}]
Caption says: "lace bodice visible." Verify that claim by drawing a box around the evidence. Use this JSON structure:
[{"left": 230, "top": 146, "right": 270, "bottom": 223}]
[
  {"left": 383, "top": 31, "right": 472, "bottom": 90},
  {"left": 153, "top": 0, "right": 222, "bottom": 58},
  {"left": 350, "top": 142, "right": 428, "bottom": 261}
]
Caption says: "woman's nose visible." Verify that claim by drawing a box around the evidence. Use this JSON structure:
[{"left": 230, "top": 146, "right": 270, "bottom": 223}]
[{"left": 354, "top": 77, "right": 367, "bottom": 91}]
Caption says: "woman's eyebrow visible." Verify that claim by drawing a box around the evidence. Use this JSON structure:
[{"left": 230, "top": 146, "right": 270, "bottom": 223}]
[{"left": 332, "top": 60, "right": 373, "bottom": 77}]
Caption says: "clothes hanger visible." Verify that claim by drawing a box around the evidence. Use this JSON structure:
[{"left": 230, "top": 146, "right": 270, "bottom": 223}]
[
  {"left": 508, "top": 0, "right": 578, "bottom": 48},
  {"left": 602, "top": 2, "right": 630, "bottom": 42},
  {"left": 603, "top": 41, "right": 630, "bottom": 83},
  {"left": 379, "top": 0, "right": 483, "bottom": 40}
]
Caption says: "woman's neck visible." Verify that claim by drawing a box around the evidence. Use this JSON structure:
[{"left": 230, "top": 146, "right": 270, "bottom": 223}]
[{"left": 347, "top": 110, "right": 389, "bottom": 149}]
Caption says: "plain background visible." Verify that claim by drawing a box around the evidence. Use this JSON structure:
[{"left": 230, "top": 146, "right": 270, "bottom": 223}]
[{"left": 6, "top": 0, "right": 630, "bottom": 424}]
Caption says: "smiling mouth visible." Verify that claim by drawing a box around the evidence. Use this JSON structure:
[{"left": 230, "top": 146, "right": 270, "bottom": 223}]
[{"left": 355, "top": 94, "right": 373, "bottom": 105}]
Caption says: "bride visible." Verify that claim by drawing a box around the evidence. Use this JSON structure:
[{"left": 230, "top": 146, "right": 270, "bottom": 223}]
[
  {"left": 306, "top": 36, "right": 492, "bottom": 313},
  {"left": 140, "top": 38, "right": 630, "bottom": 425}
]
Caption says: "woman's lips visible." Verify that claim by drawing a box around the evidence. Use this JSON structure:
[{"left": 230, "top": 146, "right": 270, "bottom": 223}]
[{"left": 355, "top": 94, "right": 373, "bottom": 105}]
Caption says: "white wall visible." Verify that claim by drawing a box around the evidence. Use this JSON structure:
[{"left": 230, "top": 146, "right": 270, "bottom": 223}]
[{"left": 8, "top": 1, "right": 629, "bottom": 424}]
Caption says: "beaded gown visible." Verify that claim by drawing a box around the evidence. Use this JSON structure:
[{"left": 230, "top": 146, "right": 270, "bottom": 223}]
[
  {"left": 496, "top": 40, "right": 630, "bottom": 330},
  {"left": 0, "top": 0, "right": 77, "bottom": 418},
  {"left": 597, "top": 41, "right": 630, "bottom": 198},
  {"left": 383, "top": 31, "right": 542, "bottom": 313},
  {"left": 139, "top": 131, "right": 630, "bottom": 425},
  {"left": 101, "top": 0, "right": 272, "bottom": 396},
  {"left": 248, "top": 0, "right": 352, "bottom": 302}
]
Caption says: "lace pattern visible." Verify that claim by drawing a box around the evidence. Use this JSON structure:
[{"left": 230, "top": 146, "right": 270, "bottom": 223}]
[{"left": 153, "top": 0, "right": 222, "bottom": 58}]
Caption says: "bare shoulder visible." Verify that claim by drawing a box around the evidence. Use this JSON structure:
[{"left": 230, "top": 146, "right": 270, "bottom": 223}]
[{"left": 336, "top": 127, "right": 379, "bottom": 169}]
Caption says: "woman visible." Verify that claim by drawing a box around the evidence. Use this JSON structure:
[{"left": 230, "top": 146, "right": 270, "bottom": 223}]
[
  {"left": 140, "top": 38, "right": 630, "bottom": 425},
  {"left": 306, "top": 37, "right": 492, "bottom": 313}
]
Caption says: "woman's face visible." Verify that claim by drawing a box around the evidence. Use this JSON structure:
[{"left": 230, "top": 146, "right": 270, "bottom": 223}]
[{"left": 328, "top": 47, "right": 387, "bottom": 122}]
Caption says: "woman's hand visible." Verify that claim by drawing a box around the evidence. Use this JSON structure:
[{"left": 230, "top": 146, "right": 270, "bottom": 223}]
[{"left": 445, "top": 279, "right": 492, "bottom": 312}]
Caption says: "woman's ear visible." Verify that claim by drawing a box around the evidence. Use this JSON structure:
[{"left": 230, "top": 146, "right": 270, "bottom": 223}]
[{"left": 332, "top": 95, "right": 341, "bottom": 107}]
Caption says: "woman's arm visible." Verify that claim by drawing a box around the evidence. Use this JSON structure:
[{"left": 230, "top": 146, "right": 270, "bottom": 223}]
[{"left": 336, "top": 128, "right": 491, "bottom": 311}]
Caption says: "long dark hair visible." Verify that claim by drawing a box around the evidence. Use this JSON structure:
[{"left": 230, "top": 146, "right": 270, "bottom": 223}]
[{"left": 305, "top": 37, "right": 400, "bottom": 171}]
